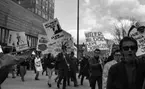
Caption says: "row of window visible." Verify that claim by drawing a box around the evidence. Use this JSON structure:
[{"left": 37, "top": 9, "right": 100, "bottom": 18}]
[
  {"left": 0, "top": 27, "right": 38, "bottom": 48},
  {"left": 35, "top": 8, "right": 53, "bottom": 20},
  {"left": 36, "top": 0, "right": 54, "bottom": 12}
]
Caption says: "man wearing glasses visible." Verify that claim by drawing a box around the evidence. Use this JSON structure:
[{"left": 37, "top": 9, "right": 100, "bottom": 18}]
[
  {"left": 102, "top": 50, "right": 121, "bottom": 89},
  {"left": 107, "top": 37, "right": 145, "bottom": 89},
  {"left": 89, "top": 48, "right": 102, "bottom": 89}
]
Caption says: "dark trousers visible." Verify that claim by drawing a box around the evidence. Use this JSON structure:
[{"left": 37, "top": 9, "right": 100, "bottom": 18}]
[
  {"left": 57, "top": 70, "right": 67, "bottom": 89},
  {"left": 0, "top": 67, "right": 10, "bottom": 85},
  {"left": 81, "top": 75, "right": 85, "bottom": 85},
  {"left": 67, "top": 70, "right": 78, "bottom": 86},
  {"left": 20, "top": 66, "right": 26, "bottom": 81},
  {"left": 89, "top": 76, "right": 102, "bottom": 89},
  {"left": 35, "top": 71, "right": 39, "bottom": 79}
]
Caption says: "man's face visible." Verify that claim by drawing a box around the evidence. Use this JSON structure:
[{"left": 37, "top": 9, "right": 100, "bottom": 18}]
[
  {"left": 94, "top": 50, "right": 100, "bottom": 57},
  {"left": 121, "top": 41, "right": 137, "bottom": 62},
  {"left": 113, "top": 52, "right": 122, "bottom": 62}
]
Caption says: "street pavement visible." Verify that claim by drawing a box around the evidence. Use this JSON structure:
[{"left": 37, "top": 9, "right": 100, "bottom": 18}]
[{"left": 1, "top": 71, "right": 96, "bottom": 89}]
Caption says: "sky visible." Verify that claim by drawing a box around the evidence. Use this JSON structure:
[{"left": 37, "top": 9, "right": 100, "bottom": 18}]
[{"left": 55, "top": 0, "right": 145, "bottom": 44}]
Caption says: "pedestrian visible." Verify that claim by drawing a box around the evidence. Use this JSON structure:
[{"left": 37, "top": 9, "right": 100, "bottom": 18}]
[
  {"left": 45, "top": 53, "right": 55, "bottom": 87},
  {"left": 19, "top": 58, "right": 27, "bottom": 82},
  {"left": 102, "top": 50, "right": 121, "bottom": 89},
  {"left": 9, "top": 65, "right": 16, "bottom": 78},
  {"left": 79, "top": 55, "right": 90, "bottom": 85},
  {"left": 42, "top": 54, "right": 48, "bottom": 76},
  {"left": 68, "top": 51, "right": 79, "bottom": 87},
  {"left": 107, "top": 36, "right": 145, "bottom": 89},
  {"left": 89, "top": 48, "right": 102, "bottom": 89},
  {"left": 56, "top": 45, "right": 70, "bottom": 89},
  {"left": 34, "top": 54, "right": 43, "bottom": 80}
]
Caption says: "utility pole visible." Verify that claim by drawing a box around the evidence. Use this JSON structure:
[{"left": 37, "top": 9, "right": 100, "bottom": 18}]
[{"left": 77, "top": 0, "right": 79, "bottom": 59}]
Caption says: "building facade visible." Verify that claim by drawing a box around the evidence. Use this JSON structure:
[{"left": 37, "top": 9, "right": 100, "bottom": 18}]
[
  {"left": 12, "top": 0, "right": 54, "bottom": 21},
  {"left": 0, "top": 0, "right": 53, "bottom": 51}
]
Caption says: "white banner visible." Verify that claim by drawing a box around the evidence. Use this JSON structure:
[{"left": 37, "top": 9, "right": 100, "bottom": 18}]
[
  {"left": 43, "top": 18, "right": 74, "bottom": 56},
  {"left": 35, "top": 57, "right": 43, "bottom": 71},
  {"left": 43, "top": 18, "right": 62, "bottom": 39},
  {"left": 7, "top": 31, "right": 28, "bottom": 51},
  {"left": 47, "top": 30, "right": 74, "bottom": 56},
  {"left": 129, "top": 24, "right": 145, "bottom": 56},
  {"left": 85, "top": 32, "right": 108, "bottom": 51},
  {"left": 37, "top": 34, "right": 53, "bottom": 54}
]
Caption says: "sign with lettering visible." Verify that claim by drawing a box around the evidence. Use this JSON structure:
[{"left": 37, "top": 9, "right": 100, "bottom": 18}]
[
  {"left": 43, "top": 18, "right": 62, "bottom": 39},
  {"left": 47, "top": 30, "right": 74, "bottom": 56},
  {"left": 7, "top": 31, "right": 28, "bottom": 51},
  {"left": 85, "top": 32, "right": 108, "bottom": 51},
  {"left": 129, "top": 25, "right": 145, "bottom": 56},
  {"left": 43, "top": 19, "right": 74, "bottom": 56},
  {"left": 37, "top": 34, "right": 52, "bottom": 54}
]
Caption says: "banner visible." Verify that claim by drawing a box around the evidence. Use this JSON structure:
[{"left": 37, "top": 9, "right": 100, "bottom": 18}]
[
  {"left": 43, "top": 18, "right": 74, "bottom": 56},
  {"left": 7, "top": 31, "right": 28, "bottom": 51},
  {"left": 43, "top": 18, "right": 62, "bottom": 39},
  {"left": 34, "top": 57, "right": 43, "bottom": 71},
  {"left": 37, "top": 34, "right": 53, "bottom": 54},
  {"left": 85, "top": 32, "right": 108, "bottom": 51},
  {"left": 47, "top": 30, "right": 74, "bottom": 56},
  {"left": 129, "top": 22, "right": 145, "bottom": 56}
]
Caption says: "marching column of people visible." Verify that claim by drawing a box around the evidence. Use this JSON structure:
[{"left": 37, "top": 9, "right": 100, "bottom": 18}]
[{"left": 1, "top": 37, "right": 145, "bottom": 89}]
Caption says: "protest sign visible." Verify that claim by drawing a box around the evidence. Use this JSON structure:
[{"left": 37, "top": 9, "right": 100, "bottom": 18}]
[
  {"left": 129, "top": 22, "right": 145, "bottom": 56},
  {"left": 85, "top": 32, "right": 108, "bottom": 51},
  {"left": 43, "top": 18, "right": 62, "bottom": 38},
  {"left": 34, "top": 57, "right": 43, "bottom": 71},
  {"left": 37, "top": 34, "right": 53, "bottom": 54},
  {"left": 47, "top": 30, "right": 74, "bottom": 56},
  {"left": 43, "top": 19, "right": 74, "bottom": 56},
  {"left": 7, "top": 31, "right": 28, "bottom": 51}
]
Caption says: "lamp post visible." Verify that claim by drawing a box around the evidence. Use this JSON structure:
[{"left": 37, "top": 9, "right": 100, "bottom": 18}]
[{"left": 77, "top": 0, "right": 79, "bottom": 59}]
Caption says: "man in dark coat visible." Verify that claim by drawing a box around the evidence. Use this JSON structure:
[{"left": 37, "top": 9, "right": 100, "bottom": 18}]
[
  {"left": 79, "top": 55, "right": 90, "bottom": 85},
  {"left": 107, "top": 37, "right": 145, "bottom": 89},
  {"left": 89, "top": 48, "right": 102, "bottom": 89},
  {"left": 56, "top": 49, "right": 70, "bottom": 89},
  {"left": 67, "top": 51, "right": 79, "bottom": 87}
]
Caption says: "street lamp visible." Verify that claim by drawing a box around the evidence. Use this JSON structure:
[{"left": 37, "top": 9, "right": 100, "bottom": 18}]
[{"left": 77, "top": 0, "right": 79, "bottom": 59}]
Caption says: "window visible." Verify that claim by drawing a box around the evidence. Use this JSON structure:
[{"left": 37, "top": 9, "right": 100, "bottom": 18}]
[
  {"left": 45, "top": 7, "right": 48, "bottom": 11},
  {"left": 1, "top": 29, "right": 5, "bottom": 43},
  {"left": 43, "top": 5, "right": 45, "bottom": 9},
  {"left": 35, "top": 8, "right": 38, "bottom": 13},
  {"left": 36, "top": 0, "right": 38, "bottom": 4},
  {"left": 0, "top": 28, "right": 1, "bottom": 43},
  {"left": 32, "top": 8, "right": 34, "bottom": 12},
  {"left": 5, "top": 29, "right": 9, "bottom": 44},
  {"left": 38, "top": 10, "right": 41, "bottom": 15}
]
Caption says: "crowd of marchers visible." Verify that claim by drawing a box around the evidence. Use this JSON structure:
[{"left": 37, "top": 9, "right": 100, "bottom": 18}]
[{"left": 1, "top": 36, "right": 145, "bottom": 89}]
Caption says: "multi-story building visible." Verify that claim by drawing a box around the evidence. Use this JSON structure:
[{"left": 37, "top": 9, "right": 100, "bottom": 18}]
[
  {"left": 12, "top": 0, "right": 54, "bottom": 21},
  {"left": 0, "top": 0, "right": 51, "bottom": 51}
]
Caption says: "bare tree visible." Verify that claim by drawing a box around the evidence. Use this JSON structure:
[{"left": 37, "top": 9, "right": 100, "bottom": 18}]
[{"left": 113, "top": 17, "right": 137, "bottom": 43}]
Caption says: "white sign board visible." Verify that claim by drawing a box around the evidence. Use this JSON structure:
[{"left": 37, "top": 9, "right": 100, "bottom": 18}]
[
  {"left": 46, "top": 30, "right": 73, "bottom": 56},
  {"left": 7, "top": 31, "right": 28, "bottom": 51},
  {"left": 85, "top": 32, "right": 108, "bottom": 51},
  {"left": 129, "top": 27, "right": 145, "bottom": 56},
  {"left": 43, "top": 18, "right": 74, "bottom": 56},
  {"left": 43, "top": 18, "right": 62, "bottom": 38},
  {"left": 37, "top": 34, "right": 53, "bottom": 54}
]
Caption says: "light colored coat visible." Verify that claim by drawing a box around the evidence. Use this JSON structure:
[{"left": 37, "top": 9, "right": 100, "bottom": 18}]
[{"left": 102, "top": 60, "right": 117, "bottom": 89}]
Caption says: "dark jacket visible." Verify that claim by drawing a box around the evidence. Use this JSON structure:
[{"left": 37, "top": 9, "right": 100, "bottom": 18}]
[
  {"left": 107, "top": 60, "right": 145, "bottom": 89},
  {"left": 55, "top": 53, "right": 70, "bottom": 76},
  {"left": 80, "top": 56, "right": 90, "bottom": 76},
  {"left": 44, "top": 56, "right": 55, "bottom": 69},
  {"left": 69, "top": 56, "right": 78, "bottom": 73},
  {"left": 89, "top": 56, "right": 102, "bottom": 77}
]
